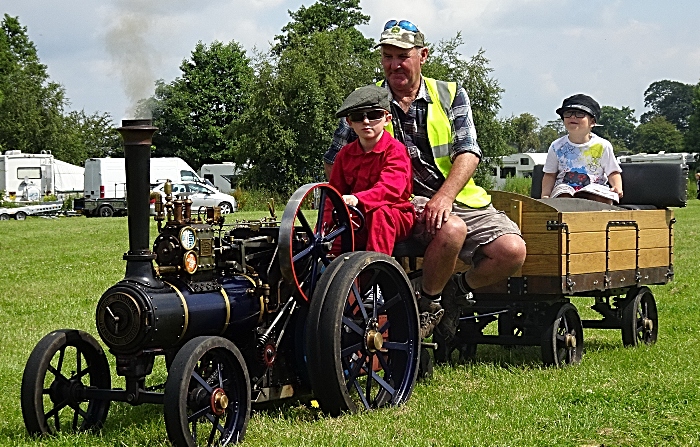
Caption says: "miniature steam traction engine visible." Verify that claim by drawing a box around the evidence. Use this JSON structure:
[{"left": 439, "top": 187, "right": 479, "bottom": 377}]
[{"left": 21, "top": 120, "right": 421, "bottom": 446}]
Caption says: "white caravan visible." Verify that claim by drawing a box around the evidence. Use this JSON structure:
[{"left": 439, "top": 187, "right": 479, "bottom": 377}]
[
  {"left": 0, "top": 150, "right": 83, "bottom": 202},
  {"left": 490, "top": 152, "right": 548, "bottom": 189},
  {"left": 199, "top": 162, "right": 240, "bottom": 194},
  {"left": 617, "top": 152, "right": 698, "bottom": 166}
]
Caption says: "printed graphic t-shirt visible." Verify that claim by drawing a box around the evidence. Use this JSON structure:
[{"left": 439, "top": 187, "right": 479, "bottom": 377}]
[{"left": 543, "top": 134, "right": 621, "bottom": 190}]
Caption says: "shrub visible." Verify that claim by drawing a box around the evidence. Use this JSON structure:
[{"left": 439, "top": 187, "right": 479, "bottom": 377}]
[{"left": 502, "top": 176, "right": 532, "bottom": 196}]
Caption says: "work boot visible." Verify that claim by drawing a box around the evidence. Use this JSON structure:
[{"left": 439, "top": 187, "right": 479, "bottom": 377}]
[
  {"left": 419, "top": 309, "right": 444, "bottom": 339},
  {"left": 416, "top": 292, "right": 444, "bottom": 339},
  {"left": 435, "top": 273, "right": 475, "bottom": 346}
]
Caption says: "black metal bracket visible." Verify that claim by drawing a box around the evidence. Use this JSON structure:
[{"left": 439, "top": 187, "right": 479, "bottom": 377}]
[{"left": 546, "top": 221, "right": 574, "bottom": 292}]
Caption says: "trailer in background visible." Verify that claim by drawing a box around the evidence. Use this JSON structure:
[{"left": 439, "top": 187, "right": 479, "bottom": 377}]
[{"left": 0, "top": 202, "right": 63, "bottom": 220}]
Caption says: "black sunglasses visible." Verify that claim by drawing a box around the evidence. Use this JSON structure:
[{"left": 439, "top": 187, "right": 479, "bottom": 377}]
[
  {"left": 347, "top": 110, "right": 386, "bottom": 123},
  {"left": 383, "top": 19, "right": 420, "bottom": 32},
  {"left": 562, "top": 110, "right": 588, "bottom": 118}
]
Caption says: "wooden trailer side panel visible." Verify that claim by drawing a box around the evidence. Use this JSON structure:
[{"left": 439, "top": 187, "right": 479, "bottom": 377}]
[{"left": 489, "top": 191, "right": 674, "bottom": 279}]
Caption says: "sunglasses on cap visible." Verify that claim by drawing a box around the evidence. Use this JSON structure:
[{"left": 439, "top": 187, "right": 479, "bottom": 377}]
[
  {"left": 562, "top": 110, "right": 589, "bottom": 118},
  {"left": 347, "top": 110, "right": 386, "bottom": 123},
  {"left": 383, "top": 19, "right": 420, "bottom": 32}
]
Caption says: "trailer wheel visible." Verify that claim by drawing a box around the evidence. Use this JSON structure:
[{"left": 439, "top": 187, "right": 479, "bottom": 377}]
[
  {"left": 98, "top": 206, "right": 114, "bottom": 218},
  {"left": 0, "top": 213, "right": 9, "bottom": 220},
  {"left": 15, "top": 211, "right": 27, "bottom": 220},
  {"left": 279, "top": 183, "right": 354, "bottom": 301},
  {"left": 21, "top": 329, "right": 111, "bottom": 436},
  {"left": 164, "top": 336, "right": 250, "bottom": 447},
  {"left": 306, "top": 251, "right": 419, "bottom": 416},
  {"left": 540, "top": 303, "right": 583, "bottom": 367},
  {"left": 621, "top": 286, "right": 658, "bottom": 347}
]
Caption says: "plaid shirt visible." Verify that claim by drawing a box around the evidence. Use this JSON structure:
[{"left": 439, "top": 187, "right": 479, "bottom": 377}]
[{"left": 324, "top": 77, "right": 481, "bottom": 198}]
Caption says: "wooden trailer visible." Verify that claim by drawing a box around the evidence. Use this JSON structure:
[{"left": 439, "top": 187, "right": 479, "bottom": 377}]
[{"left": 398, "top": 161, "right": 686, "bottom": 367}]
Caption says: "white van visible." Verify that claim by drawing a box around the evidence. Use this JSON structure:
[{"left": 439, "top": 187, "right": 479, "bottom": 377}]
[{"left": 83, "top": 157, "right": 200, "bottom": 199}]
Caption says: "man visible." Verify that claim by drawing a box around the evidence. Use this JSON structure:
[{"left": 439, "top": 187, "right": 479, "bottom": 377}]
[{"left": 324, "top": 19, "right": 526, "bottom": 347}]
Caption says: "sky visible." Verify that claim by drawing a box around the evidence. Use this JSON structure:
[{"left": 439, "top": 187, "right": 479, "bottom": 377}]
[{"left": 4, "top": 0, "right": 700, "bottom": 126}]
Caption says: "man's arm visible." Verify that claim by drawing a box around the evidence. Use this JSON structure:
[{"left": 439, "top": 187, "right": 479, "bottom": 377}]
[{"left": 422, "top": 85, "right": 480, "bottom": 232}]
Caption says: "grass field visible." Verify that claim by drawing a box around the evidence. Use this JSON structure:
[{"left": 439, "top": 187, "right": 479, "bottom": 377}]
[{"left": 0, "top": 203, "right": 699, "bottom": 446}]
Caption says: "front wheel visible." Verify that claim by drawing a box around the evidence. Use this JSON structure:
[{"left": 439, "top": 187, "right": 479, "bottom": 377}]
[
  {"left": 21, "top": 329, "right": 111, "bottom": 435},
  {"left": 0, "top": 213, "right": 9, "bottom": 220},
  {"left": 621, "top": 286, "right": 658, "bottom": 347},
  {"left": 306, "top": 251, "right": 420, "bottom": 416},
  {"left": 540, "top": 303, "right": 583, "bottom": 367},
  {"left": 164, "top": 336, "right": 250, "bottom": 447},
  {"left": 15, "top": 211, "right": 27, "bottom": 220}
]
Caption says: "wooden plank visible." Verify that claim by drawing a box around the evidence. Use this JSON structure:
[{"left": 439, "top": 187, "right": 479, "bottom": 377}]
[
  {"left": 521, "top": 208, "right": 673, "bottom": 234},
  {"left": 523, "top": 227, "right": 671, "bottom": 255},
  {"left": 522, "top": 247, "right": 671, "bottom": 276},
  {"left": 490, "top": 191, "right": 556, "bottom": 213}
]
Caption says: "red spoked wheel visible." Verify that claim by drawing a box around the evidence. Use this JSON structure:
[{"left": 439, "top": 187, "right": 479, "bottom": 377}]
[{"left": 279, "top": 183, "right": 354, "bottom": 301}]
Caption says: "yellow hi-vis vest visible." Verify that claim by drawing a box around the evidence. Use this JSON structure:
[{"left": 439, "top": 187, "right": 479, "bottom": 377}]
[{"left": 379, "top": 77, "right": 491, "bottom": 208}]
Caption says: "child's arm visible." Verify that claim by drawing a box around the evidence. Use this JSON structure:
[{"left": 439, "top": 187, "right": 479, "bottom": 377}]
[
  {"left": 541, "top": 172, "right": 557, "bottom": 198},
  {"left": 608, "top": 171, "right": 623, "bottom": 198}
]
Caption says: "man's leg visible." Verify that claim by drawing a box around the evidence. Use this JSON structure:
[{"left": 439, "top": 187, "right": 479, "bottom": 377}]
[
  {"left": 420, "top": 216, "right": 467, "bottom": 295},
  {"left": 463, "top": 233, "right": 526, "bottom": 289}
]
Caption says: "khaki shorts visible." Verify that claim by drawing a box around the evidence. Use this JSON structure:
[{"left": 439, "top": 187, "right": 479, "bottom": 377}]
[{"left": 411, "top": 196, "right": 523, "bottom": 266}]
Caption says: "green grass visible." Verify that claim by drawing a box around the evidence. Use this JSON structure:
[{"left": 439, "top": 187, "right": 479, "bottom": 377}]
[{"left": 1, "top": 203, "right": 700, "bottom": 446}]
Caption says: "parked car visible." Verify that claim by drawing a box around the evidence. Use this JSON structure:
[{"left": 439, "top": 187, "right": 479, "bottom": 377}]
[{"left": 151, "top": 181, "right": 237, "bottom": 215}]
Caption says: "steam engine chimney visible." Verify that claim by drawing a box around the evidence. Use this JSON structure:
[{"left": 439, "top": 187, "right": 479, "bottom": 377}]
[{"left": 116, "top": 119, "right": 161, "bottom": 288}]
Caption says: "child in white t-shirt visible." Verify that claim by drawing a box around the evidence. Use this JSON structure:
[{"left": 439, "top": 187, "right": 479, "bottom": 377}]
[{"left": 541, "top": 94, "right": 623, "bottom": 205}]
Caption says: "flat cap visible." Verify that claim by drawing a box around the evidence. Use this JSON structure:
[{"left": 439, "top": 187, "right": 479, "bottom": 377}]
[
  {"left": 335, "top": 85, "right": 390, "bottom": 118},
  {"left": 556, "top": 94, "right": 601, "bottom": 121}
]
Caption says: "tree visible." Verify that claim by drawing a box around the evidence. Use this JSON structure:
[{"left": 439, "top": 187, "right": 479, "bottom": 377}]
[
  {"left": 272, "top": 0, "right": 373, "bottom": 55},
  {"left": 504, "top": 113, "right": 540, "bottom": 153},
  {"left": 54, "top": 110, "right": 121, "bottom": 165},
  {"left": 423, "top": 35, "right": 510, "bottom": 185},
  {"left": 685, "top": 82, "right": 700, "bottom": 153},
  {"left": 537, "top": 120, "right": 564, "bottom": 152},
  {"left": 641, "top": 80, "right": 695, "bottom": 131},
  {"left": 594, "top": 105, "right": 637, "bottom": 153},
  {"left": 633, "top": 116, "right": 684, "bottom": 153},
  {"left": 0, "top": 14, "right": 67, "bottom": 155},
  {"left": 148, "top": 40, "right": 253, "bottom": 169},
  {"left": 230, "top": 27, "right": 376, "bottom": 193}
]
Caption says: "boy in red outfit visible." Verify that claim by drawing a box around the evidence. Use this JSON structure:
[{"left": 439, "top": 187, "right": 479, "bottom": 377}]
[{"left": 329, "top": 85, "right": 414, "bottom": 255}]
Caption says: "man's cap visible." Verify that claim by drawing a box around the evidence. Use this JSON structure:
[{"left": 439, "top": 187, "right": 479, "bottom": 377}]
[
  {"left": 335, "top": 85, "right": 390, "bottom": 118},
  {"left": 556, "top": 94, "right": 601, "bottom": 121},
  {"left": 375, "top": 25, "right": 425, "bottom": 49}
]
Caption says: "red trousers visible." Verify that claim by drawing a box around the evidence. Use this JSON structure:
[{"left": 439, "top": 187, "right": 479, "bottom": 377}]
[{"left": 353, "top": 204, "right": 414, "bottom": 255}]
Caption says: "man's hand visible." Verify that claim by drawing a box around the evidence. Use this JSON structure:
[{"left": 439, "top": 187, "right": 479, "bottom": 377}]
[
  {"left": 342, "top": 194, "right": 359, "bottom": 207},
  {"left": 423, "top": 191, "right": 453, "bottom": 234}
]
